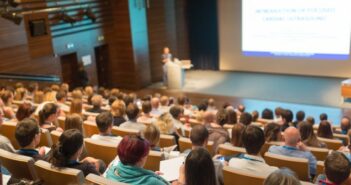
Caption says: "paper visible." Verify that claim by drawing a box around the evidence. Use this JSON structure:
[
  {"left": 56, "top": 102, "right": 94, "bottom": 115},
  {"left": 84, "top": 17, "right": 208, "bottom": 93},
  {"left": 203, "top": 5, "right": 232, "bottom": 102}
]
[{"left": 159, "top": 156, "right": 185, "bottom": 182}]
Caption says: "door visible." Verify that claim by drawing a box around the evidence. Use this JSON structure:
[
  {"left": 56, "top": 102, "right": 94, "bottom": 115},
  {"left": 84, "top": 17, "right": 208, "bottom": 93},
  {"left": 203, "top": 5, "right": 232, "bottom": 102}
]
[
  {"left": 60, "top": 53, "right": 78, "bottom": 90},
  {"left": 95, "top": 45, "right": 110, "bottom": 87}
]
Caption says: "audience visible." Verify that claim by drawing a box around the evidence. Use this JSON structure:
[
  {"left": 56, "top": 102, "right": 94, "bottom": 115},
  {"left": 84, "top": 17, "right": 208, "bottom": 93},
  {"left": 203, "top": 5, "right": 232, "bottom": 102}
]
[
  {"left": 169, "top": 105, "right": 185, "bottom": 136},
  {"left": 110, "top": 99, "right": 126, "bottom": 126},
  {"left": 56, "top": 90, "right": 70, "bottom": 113},
  {"left": 230, "top": 123, "right": 245, "bottom": 147},
  {"left": 208, "top": 109, "right": 230, "bottom": 153},
  {"left": 226, "top": 108, "right": 237, "bottom": 125},
  {"left": 137, "top": 101, "right": 155, "bottom": 124},
  {"left": 262, "top": 108, "right": 274, "bottom": 120},
  {"left": 15, "top": 101, "right": 35, "bottom": 121},
  {"left": 274, "top": 107, "right": 284, "bottom": 124},
  {"left": 264, "top": 168, "right": 301, "bottom": 185},
  {"left": 298, "top": 121, "right": 326, "bottom": 148},
  {"left": 264, "top": 123, "right": 282, "bottom": 142},
  {"left": 150, "top": 97, "right": 162, "bottom": 116},
  {"left": 70, "top": 98, "right": 83, "bottom": 115},
  {"left": 293, "top": 110, "right": 305, "bottom": 127},
  {"left": 320, "top": 113, "right": 328, "bottom": 122},
  {"left": 64, "top": 113, "right": 83, "bottom": 133},
  {"left": 338, "top": 116, "right": 351, "bottom": 135},
  {"left": 120, "top": 103, "right": 146, "bottom": 132},
  {"left": 306, "top": 116, "right": 315, "bottom": 125},
  {"left": 281, "top": 109, "right": 293, "bottom": 131},
  {"left": 91, "top": 112, "right": 122, "bottom": 145},
  {"left": 142, "top": 124, "right": 161, "bottom": 151},
  {"left": 86, "top": 95, "right": 104, "bottom": 113},
  {"left": 317, "top": 120, "right": 334, "bottom": 139},
  {"left": 159, "top": 95, "right": 170, "bottom": 113},
  {"left": 38, "top": 103, "right": 63, "bottom": 132},
  {"left": 239, "top": 112, "right": 252, "bottom": 126}
]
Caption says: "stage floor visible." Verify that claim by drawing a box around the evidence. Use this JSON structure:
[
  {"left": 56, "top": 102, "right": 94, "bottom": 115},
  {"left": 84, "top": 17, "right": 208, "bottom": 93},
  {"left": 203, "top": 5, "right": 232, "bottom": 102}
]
[{"left": 146, "top": 70, "right": 349, "bottom": 125}]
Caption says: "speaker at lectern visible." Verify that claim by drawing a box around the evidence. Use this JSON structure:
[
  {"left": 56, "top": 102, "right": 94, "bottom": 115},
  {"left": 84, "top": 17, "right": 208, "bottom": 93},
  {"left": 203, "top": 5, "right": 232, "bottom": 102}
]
[{"left": 167, "top": 59, "right": 192, "bottom": 89}]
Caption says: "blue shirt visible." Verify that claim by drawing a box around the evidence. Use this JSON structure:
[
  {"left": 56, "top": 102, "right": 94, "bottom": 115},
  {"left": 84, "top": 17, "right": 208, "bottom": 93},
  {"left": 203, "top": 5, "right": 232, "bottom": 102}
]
[{"left": 268, "top": 145, "right": 317, "bottom": 175}]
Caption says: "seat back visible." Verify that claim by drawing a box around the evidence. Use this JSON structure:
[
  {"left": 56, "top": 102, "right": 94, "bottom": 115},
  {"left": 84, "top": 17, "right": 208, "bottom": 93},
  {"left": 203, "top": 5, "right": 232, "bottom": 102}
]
[
  {"left": 264, "top": 152, "right": 309, "bottom": 181},
  {"left": 316, "top": 161, "right": 324, "bottom": 179},
  {"left": 307, "top": 147, "right": 329, "bottom": 161},
  {"left": 159, "top": 134, "right": 176, "bottom": 148},
  {"left": 178, "top": 137, "right": 213, "bottom": 154},
  {"left": 260, "top": 141, "right": 283, "bottom": 156},
  {"left": 50, "top": 130, "right": 62, "bottom": 145},
  {"left": 84, "top": 138, "right": 117, "bottom": 165},
  {"left": 86, "top": 174, "right": 128, "bottom": 185},
  {"left": 184, "top": 127, "right": 191, "bottom": 138},
  {"left": 144, "top": 150, "right": 164, "bottom": 171},
  {"left": 318, "top": 137, "right": 343, "bottom": 150},
  {"left": 223, "top": 166, "right": 265, "bottom": 185},
  {"left": 83, "top": 121, "right": 100, "bottom": 138},
  {"left": 0, "top": 121, "right": 20, "bottom": 149},
  {"left": 0, "top": 149, "right": 38, "bottom": 180},
  {"left": 334, "top": 133, "right": 349, "bottom": 146},
  {"left": 34, "top": 160, "right": 85, "bottom": 185},
  {"left": 111, "top": 126, "right": 139, "bottom": 137},
  {"left": 57, "top": 116, "right": 65, "bottom": 130},
  {"left": 39, "top": 128, "right": 53, "bottom": 147},
  {"left": 218, "top": 144, "right": 246, "bottom": 156}
]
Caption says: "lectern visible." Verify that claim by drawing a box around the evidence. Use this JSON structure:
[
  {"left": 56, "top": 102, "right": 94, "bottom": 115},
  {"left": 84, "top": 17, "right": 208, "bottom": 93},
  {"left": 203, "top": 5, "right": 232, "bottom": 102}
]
[{"left": 167, "top": 60, "right": 192, "bottom": 89}]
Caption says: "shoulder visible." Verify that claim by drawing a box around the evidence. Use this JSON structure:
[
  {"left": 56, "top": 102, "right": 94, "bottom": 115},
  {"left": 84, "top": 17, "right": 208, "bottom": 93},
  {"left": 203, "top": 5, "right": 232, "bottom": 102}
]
[
  {"left": 77, "top": 162, "right": 100, "bottom": 176},
  {"left": 144, "top": 175, "right": 169, "bottom": 185}
]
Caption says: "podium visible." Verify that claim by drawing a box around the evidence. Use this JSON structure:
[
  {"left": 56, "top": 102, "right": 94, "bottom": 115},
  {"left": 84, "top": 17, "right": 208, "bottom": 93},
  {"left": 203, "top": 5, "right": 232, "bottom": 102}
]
[{"left": 167, "top": 60, "right": 192, "bottom": 89}]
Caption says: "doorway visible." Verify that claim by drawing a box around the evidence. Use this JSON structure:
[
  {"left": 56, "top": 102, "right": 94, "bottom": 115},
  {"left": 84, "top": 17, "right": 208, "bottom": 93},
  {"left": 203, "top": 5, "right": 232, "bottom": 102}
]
[
  {"left": 60, "top": 52, "right": 78, "bottom": 90},
  {"left": 95, "top": 45, "right": 110, "bottom": 87}
]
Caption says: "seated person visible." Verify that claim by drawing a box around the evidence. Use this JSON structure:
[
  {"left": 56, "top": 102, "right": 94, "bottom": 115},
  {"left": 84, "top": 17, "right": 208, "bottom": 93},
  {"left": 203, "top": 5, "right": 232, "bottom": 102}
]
[
  {"left": 239, "top": 112, "right": 252, "bottom": 126},
  {"left": 15, "top": 118, "right": 46, "bottom": 161},
  {"left": 110, "top": 100, "right": 127, "bottom": 127},
  {"left": 38, "top": 103, "right": 63, "bottom": 132},
  {"left": 208, "top": 109, "right": 229, "bottom": 154},
  {"left": 142, "top": 124, "right": 161, "bottom": 151},
  {"left": 316, "top": 152, "right": 351, "bottom": 185},
  {"left": 91, "top": 112, "right": 122, "bottom": 145},
  {"left": 281, "top": 109, "right": 293, "bottom": 132},
  {"left": 263, "top": 122, "right": 282, "bottom": 142},
  {"left": 298, "top": 121, "right": 326, "bottom": 148},
  {"left": 292, "top": 110, "right": 305, "bottom": 128},
  {"left": 150, "top": 97, "right": 162, "bottom": 117},
  {"left": 105, "top": 135, "right": 169, "bottom": 185},
  {"left": 264, "top": 168, "right": 301, "bottom": 185},
  {"left": 48, "top": 129, "right": 103, "bottom": 176},
  {"left": 120, "top": 103, "right": 146, "bottom": 132},
  {"left": 337, "top": 116, "right": 351, "bottom": 135},
  {"left": 229, "top": 123, "right": 246, "bottom": 147},
  {"left": 268, "top": 127, "right": 317, "bottom": 178},
  {"left": 169, "top": 105, "right": 185, "bottom": 136},
  {"left": 228, "top": 125, "right": 278, "bottom": 176},
  {"left": 86, "top": 95, "right": 104, "bottom": 113},
  {"left": 317, "top": 120, "right": 334, "bottom": 139},
  {"left": 137, "top": 101, "right": 156, "bottom": 124}
]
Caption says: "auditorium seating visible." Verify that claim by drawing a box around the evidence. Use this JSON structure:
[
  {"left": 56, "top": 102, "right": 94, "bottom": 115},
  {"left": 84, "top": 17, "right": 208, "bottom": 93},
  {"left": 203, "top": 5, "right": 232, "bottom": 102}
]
[
  {"left": 307, "top": 147, "right": 329, "bottom": 161},
  {"left": 86, "top": 174, "right": 128, "bottom": 185},
  {"left": 0, "top": 121, "right": 20, "bottom": 149},
  {"left": 34, "top": 160, "right": 85, "bottom": 185},
  {"left": 260, "top": 141, "right": 283, "bottom": 156},
  {"left": 144, "top": 150, "right": 165, "bottom": 171},
  {"left": 0, "top": 149, "right": 38, "bottom": 181},
  {"left": 218, "top": 144, "right": 246, "bottom": 156},
  {"left": 223, "top": 166, "right": 265, "bottom": 185},
  {"left": 317, "top": 137, "right": 343, "bottom": 150},
  {"left": 333, "top": 133, "right": 349, "bottom": 146},
  {"left": 83, "top": 121, "right": 100, "bottom": 137},
  {"left": 316, "top": 161, "right": 324, "bottom": 179},
  {"left": 57, "top": 116, "right": 66, "bottom": 130},
  {"left": 159, "top": 134, "right": 176, "bottom": 148},
  {"left": 39, "top": 128, "right": 53, "bottom": 147},
  {"left": 111, "top": 127, "right": 139, "bottom": 137},
  {"left": 84, "top": 138, "right": 117, "bottom": 165},
  {"left": 178, "top": 137, "right": 214, "bottom": 155},
  {"left": 50, "top": 130, "right": 62, "bottom": 145}
]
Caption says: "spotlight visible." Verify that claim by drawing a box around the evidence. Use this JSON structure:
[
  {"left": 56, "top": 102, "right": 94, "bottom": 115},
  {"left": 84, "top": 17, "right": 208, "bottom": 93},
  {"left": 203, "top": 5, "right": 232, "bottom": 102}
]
[
  {"left": 1, "top": 11, "right": 22, "bottom": 25},
  {"left": 85, "top": 7, "right": 96, "bottom": 22}
]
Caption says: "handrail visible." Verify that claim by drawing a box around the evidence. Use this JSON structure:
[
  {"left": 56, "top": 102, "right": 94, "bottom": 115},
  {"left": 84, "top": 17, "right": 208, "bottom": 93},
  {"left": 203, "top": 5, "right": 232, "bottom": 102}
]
[{"left": 0, "top": 73, "right": 60, "bottom": 82}]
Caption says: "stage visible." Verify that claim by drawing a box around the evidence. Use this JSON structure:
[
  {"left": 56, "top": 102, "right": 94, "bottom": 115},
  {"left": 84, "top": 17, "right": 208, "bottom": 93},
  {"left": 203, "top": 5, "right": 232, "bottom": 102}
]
[{"left": 145, "top": 70, "right": 350, "bottom": 125}]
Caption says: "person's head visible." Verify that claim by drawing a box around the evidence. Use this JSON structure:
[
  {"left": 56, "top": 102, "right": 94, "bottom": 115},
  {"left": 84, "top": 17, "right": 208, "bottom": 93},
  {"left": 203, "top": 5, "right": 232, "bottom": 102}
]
[
  {"left": 341, "top": 116, "right": 351, "bottom": 133},
  {"left": 320, "top": 113, "right": 328, "bottom": 121},
  {"left": 123, "top": 94, "right": 134, "bottom": 107},
  {"left": 155, "top": 113, "right": 174, "bottom": 134},
  {"left": 275, "top": 107, "right": 284, "bottom": 118},
  {"left": 84, "top": 86, "right": 94, "bottom": 97},
  {"left": 262, "top": 108, "right": 274, "bottom": 120},
  {"left": 283, "top": 127, "right": 301, "bottom": 147},
  {"left": 295, "top": 111, "right": 305, "bottom": 122},
  {"left": 306, "top": 116, "right": 315, "bottom": 125},
  {"left": 177, "top": 95, "right": 187, "bottom": 106},
  {"left": 264, "top": 168, "right": 301, "bottom": 185},
  {"left": 142, "top": 124, "right": 160, "bottom": 148},
  {"left": 282, "top": 109, "right": 293, "bottom": 124},
  {"left": 51, "top": 84, "right": 60, "bottom": 92},
  {"left": 43, "top": 90, "right": 56, "bottom": 102},
  {"left": 160, "top": 96, "right": 169, "bottom": 106},
  {"left": 49, "top": 129, "right": 84, "bottom": 167},
  {"left": 237, "top": 104, "right": 245, "bottom": 113},
  {"left": 242, "top": 125, "right": 265, "bottom": 155},
  {"left": 71, "top": 89, "right": 83, "bottom": 100},
  {"left": 15, "top": 118, "right": 41, "bottom": 148},
  {"left": 264, "top": 122, "right": 282, "bottom": 142},
  {"left": 169, "top": 105, "right": 184, "bottom": 120},
  {"left": 14, "top": 87, "right": 26, "bottom": 101},
  {"left": 108, "top": 96, "right": 117, "bottom": 106},
  {"left": 64, "top": 114, "right": 83, "bottom": 133},
  {"left": 0, "top": 90, "right": 13, "bottom": 105},
  {"left": 117, "top": 135, "right": 150, "bottom": 167},
  {"left": 239, "top": 112, "right": 252, "bottom": 126},
  {"left": 70, "top": 98, "right": 83, "bottom": 114},
  {"left": 91, "top": 95, "right": 103, "bottom": 108},
  {"left": 226, "top": 108, "right": 237, "bottom": 124},
  {"left": 55, "top": 90, "right": 67, "bottom": 103},
  {"left": 96, "top": 112, "right": 113, "bottom": 134},
  {"left": 125, "top": 103, "right": 140, "bottom": 120},
  {"left": 163, "top": 47, "right": 170, "bottom": 54},
  {"left": 203, "top": 111, "right": 216, "bottom": 124},
  {"left": 33, "top": 90, "right": 44, "bottom": 104},
  {"left": 185, "top": 148, "right": 216, "bottom": 185},
  {"left": 150, "top": 97, "right": 160, "bottom": 109},
  {"left": 111, "top": 100, "right": 126, "bottom": 117},
  {"left": 16, "top": 101, "right": 35, "bottom": 121},
  {"left": 324, "top": 152, "right": 351, "bottom": 184},
  {"left": 216, "top": 109, "right": 228, "bottom": 126},
  {"left": 251, "top": 110, "right": 259, "bottom": 122},
  {"left": 60, "top": 83, "right": 69, "bottom": 93},
  {"left": 298, "top": 121, "right": 316, "bottom": 141},
  {"left": 28, "top": 82, "right": 39, "bottom": 93},
  {"left": 190, "top": 125, "right": 209, "bottom": 147},
  {"left": 141, "top": 101, "right": 152, "bottom": 114},
  {"left": 231, "top": 123, "right": 245, "bottom": 147},
  {"left": 110, "top": 88, "right": 120, "bottom": 98},
  {"left": 39, "top": 103, "right": 59, "bottom": 125},
  {"left": 317, "top": 120, "right": 333, "bottom": 139}
]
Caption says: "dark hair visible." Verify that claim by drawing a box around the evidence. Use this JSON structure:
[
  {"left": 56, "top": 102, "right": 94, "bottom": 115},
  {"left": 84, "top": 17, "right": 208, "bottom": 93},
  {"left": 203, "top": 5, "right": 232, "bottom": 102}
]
[
  {"left": 197, "top": 103, "right": 208, "bottom": 111},
  {"left": 296, "top": 111, "right": 305, "bottom": 122},
  {"left": 239, "top": 112, "right": 252, "bottom": 126},
  {"left": 38, "top": 103, "right": 58, "bottom": 125},
  {"left": 299, "top": 121, "right": 320, "bottom": 147},
  {"left": 306, "top": 116, "right": 315, "bottom": 125},
  {"left": 242, "top": 125, "right": 265, "bottom": 155},
  {"left": 177, "top": 96, "right": 188, "bottom": 106},
  {"left": 231, "top": 123, "right": 245, "bottom": 147},
  {"left": 55, "top": 91, "right": 67, "bottom": 101},
  {"left": 15, "top": 118, "right": 40, "bottom": 147},
  {"left": 190, "top": 125, "right": 209, "bottom": 146},
  {"left": 341, "top": 116, "right": 351, "bottom": 132},
  {"left": 185, "top": 148, "right": 216, "bottom": 185},
  {"left": 226, "top": 109, "right": 237, "bottom": 124},
  {"left": 169, "top": 105, "right": 184, "bottom": 119},
  {"left": 275, "top": 107, "right": 283, "bottom": 117},
  {"left": 282, "top": 109, "right": 293, "bottom": 123},
  {"left": 95, "top": 112, "right": 113, "bottom": 133},
  {"left": 320, "top": 113, "right": 328, "bottom": 121},
  {"left": 264, "top": 123, "right": 281, "bottom": 142},
  {"left": 216, "top": 109, "right": 228, "bottom": 126},
  {"left": 262, "top": 108, "right": 274, "bottom": 120},
  {"left": 64, "top": 114, "right": 83, "bottom": 133},
  {"left": 117, "top": 135, "right": 150, "bottom": 165},
  {"left": 125, "top": 103, "right": 139, "bottom": 120},
  {"left": 325, "top": 152, "right": 351, "bottom": 184},
  {"left": 237, "top": 104, "right": 245, "bottom": 113},
  {"left": 317, "top": 120, "right": 333, "bottom": 139},
  {"left": 123, "top": 95, "right": 134, "bottom": 107},
  {"left": 16, "top": 102, "right": 35, "bottom": 121},
  {"left": 141, "top": 101, "right": 152, "bottom": 114},
  {"left": 108, "top": 96, "right": 117, "bottom": 106},
  {"left": 28, "top": 82, "right": 38, "bottom": 93},
  {"left": 251, "top": 111, "right": 259, "bottom": 122},
  {"left": 264, "top": 168, "right": 301, "bottom": 185},
  {"left": 48, "top": 129, "right": 83, "bottom": 168}
]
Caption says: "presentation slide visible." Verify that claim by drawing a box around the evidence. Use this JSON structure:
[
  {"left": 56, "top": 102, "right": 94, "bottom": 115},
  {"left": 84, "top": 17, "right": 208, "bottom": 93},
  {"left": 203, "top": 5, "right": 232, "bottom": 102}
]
[{"left": 242, "top": 0, "right": 351, "bottom": 60}]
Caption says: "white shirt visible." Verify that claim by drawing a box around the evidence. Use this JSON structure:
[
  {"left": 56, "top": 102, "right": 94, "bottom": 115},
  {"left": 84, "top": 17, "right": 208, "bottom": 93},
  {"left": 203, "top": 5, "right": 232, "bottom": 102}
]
[{"left": 91, "top": 134, "right": 122, "bottom": 145}]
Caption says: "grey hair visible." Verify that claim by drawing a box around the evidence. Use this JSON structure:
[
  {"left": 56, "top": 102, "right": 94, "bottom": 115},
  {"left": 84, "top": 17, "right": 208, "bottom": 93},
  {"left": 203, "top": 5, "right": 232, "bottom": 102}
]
[{"left": 263, "top": 168, "right": 301, "bottom": 185}]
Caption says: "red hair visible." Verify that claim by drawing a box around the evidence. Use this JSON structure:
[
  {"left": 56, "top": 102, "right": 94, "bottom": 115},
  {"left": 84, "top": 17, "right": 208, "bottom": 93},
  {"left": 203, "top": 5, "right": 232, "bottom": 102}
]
[{"left": 117, "top": 135, "right": 150, "bottom": 165}]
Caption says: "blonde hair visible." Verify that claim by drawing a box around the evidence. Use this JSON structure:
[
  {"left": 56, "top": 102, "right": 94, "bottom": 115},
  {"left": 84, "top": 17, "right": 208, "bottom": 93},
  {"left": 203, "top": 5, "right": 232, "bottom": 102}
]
[
  {"left": 91, "top": 95, "right": 102, "bottom": 107},
  {"left": 33, "top": 91, "right": 44, "bottom": 104},
  {"left": 43, "top": 91, "right": 56, "bottom": 102},
  {"left": 111, "top": 100, "right": 125, "bottom": 117},
  {"left": 51, "top": 84, "right": 60, "bottom": 92},
  {"left": 143, "top": 124, "right": 160, "bottom": 147},
  {"left": 64, "top": 113, "right": 83, "bottom": 133},
  {"left": 155, "top": 113, "right": 174, "bottom": 134},
  {"left": 84, "top": 86, "right": 94, "bottom": 97},
  {"left": 14, "top": 87, "right": 26, "bottom": 101},
  {"left": 70, "top": 99, "right": 83, "bottom": 114},
  {"left": 71, "top": 89, "right": 83, "bottom": 100},
  {"left": 110, "top": 88, "right": 120, "bottom": 97}
]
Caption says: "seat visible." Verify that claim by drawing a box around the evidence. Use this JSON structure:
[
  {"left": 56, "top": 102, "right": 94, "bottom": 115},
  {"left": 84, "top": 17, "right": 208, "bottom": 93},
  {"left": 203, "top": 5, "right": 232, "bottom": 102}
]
[
  {"left": 307, "top": 147, "right": 329, "bottom": 161},
  {"left": 159, "top": 134, "right": 176, "bottom": 148},
  {"left": 184, "top": 127, "right": 191, "bottom": 138},
  {"left": 218, "top": 144, "right": 246, "bottom": 156},
  {"left": 50, "top": 130, "right": 62, "bottom": 145},
  {"left": 111, "top": 126, "right": 139, "bottom": 137},
  {"left": 39, "top": 128, "right": 53, "bottom": 147},
  {"left": 223, "top": 166, "right": 265, "bottom": 185},
  {"left": 86, "top": 174, "right": 128, "bottom": 185},
  {"left": 83, "top": 121, "right": 100, "bottom": 138},
  {"left": 144, "top": 150, "right": 165, "bottom": 171},
  {"left": 260, "top": 141, "right": 283, "bottom": 156},
  {"left": 0, "top": 149, "right": 38, "bottom": 181},
  {"left": 0, "top": 121, "right": 20, "bottom": 149},
  {"left": 264, "top": 152, "right": 309, "bottom": 181},
  {"left": 317, "top": 137, "right": 343, "bottom": 150},
  {"left": 57, "top": 116, "right": 66, "bottom": 130},
  {"left": 188, "top": 119, "right": 201, "bottom": 127},
  {"left": 178, "top": 137, "right": 213, "bottom": 154},
  {"left": 84, "top": 138, "right": 117, "bottom": 165},
  {"left": 316, "top": 161, "right": 324, "bottom": 178},
  {"left": 34, "top": 160, "right": 85, "bottom": 185},
  {"left": 334, "top": 133, "right": 349, "bottom": 146}
]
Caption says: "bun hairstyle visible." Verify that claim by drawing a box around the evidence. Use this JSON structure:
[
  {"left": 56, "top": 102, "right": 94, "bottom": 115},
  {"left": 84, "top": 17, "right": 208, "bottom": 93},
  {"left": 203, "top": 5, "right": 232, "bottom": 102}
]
[
  {"left": 48, "top": 129, "right": 83, "bottom": 167},
  {"left": 38, "top": 103, "right": 58, "bottom": 125}
]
